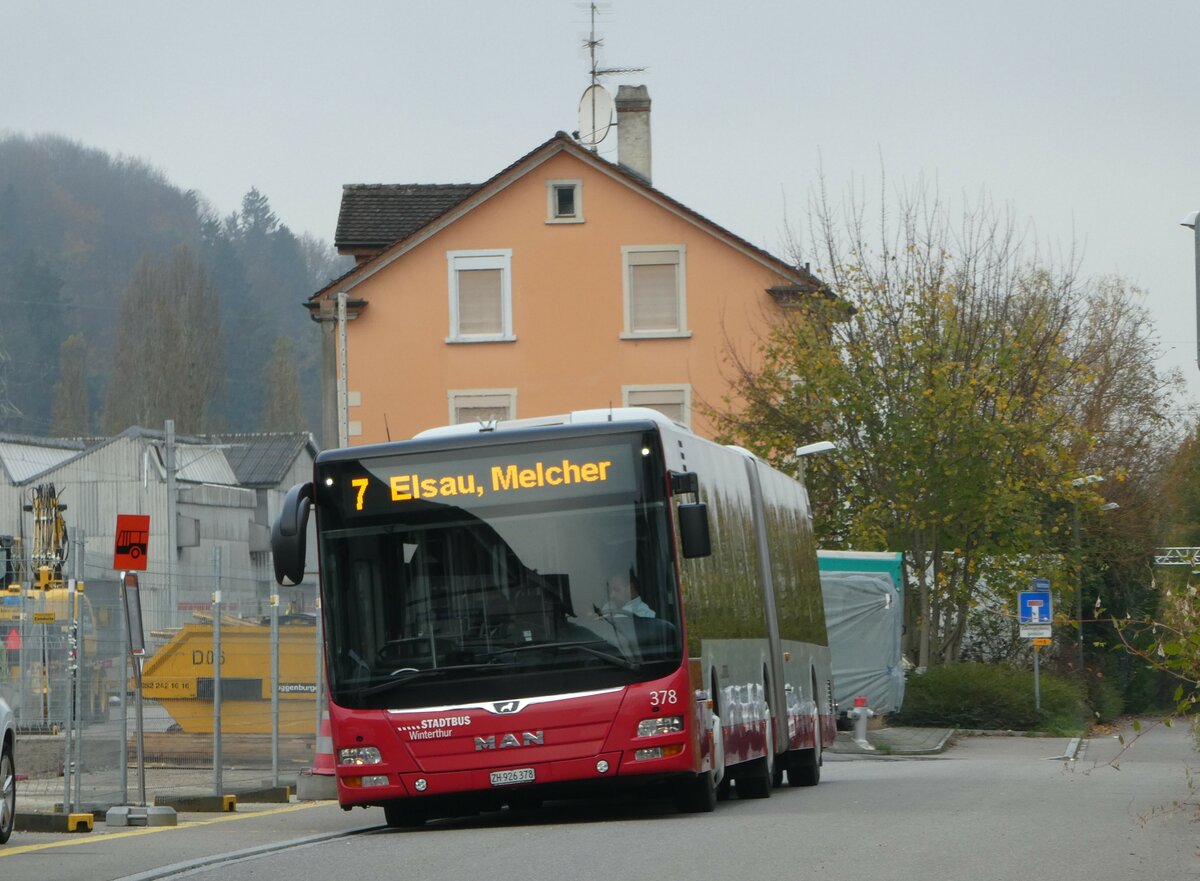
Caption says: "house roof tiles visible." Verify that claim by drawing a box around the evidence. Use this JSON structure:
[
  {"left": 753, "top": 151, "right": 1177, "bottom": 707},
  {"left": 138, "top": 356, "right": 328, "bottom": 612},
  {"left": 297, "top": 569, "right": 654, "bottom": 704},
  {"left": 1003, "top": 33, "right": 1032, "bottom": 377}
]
[
  {"left": 335, "top": 183, "right": 480, "bottom": 251},
  {"left": 313, "top": 132, "right": 829, "bottom": 303}
]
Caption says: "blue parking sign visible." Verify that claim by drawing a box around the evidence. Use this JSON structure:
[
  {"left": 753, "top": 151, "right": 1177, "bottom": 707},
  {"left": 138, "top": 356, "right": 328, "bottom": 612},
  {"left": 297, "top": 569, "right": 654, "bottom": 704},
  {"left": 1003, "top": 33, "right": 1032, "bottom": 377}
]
[{"left": 1019, "top": 588, "right": 1053, "bottom": 624}]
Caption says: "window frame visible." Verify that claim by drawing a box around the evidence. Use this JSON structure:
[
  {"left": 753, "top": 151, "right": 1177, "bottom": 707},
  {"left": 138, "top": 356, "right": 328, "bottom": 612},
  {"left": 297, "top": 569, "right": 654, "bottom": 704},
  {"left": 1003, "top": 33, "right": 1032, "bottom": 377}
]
[
  {"left": 448, "top": 388, "right": 517, "bottom": 425},
  {"left": 446, "top": 249, "right": 514, "bottom": 343},
  {"left": 546, "top": 179, "right": 584, "bottom": 224},
  {"left": 622, "top": 384, "right": 692, "bottom": 428},
  {"left": 620, "top": 245, "right": 690, "bottom": 338}
]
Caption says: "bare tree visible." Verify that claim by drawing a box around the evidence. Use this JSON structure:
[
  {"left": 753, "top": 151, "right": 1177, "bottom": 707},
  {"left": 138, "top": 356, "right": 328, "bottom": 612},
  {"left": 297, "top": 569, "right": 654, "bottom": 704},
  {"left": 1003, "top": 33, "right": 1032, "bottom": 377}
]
[
  {"left": 103, "top": 246, "right": 223, "bottom": 434},
  {"left": 261, "top": 336, "right": 303, "bottom": 432},
  {"left": 51, "top": 334, "right": 90, "bottom": 435}
]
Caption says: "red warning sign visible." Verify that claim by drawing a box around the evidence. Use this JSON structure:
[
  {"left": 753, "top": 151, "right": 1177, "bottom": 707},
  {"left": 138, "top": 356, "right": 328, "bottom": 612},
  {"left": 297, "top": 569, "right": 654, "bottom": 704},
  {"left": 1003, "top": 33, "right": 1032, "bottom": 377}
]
[{"left": 114, "top": 514, "right": 150, "bottom": 570}]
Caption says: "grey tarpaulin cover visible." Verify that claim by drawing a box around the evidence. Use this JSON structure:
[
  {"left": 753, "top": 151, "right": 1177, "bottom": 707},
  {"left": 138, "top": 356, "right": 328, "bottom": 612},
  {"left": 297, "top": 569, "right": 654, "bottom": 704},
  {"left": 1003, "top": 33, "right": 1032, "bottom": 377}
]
[{"left": 820, "top": 568, "right": 905, "bottom": 716}]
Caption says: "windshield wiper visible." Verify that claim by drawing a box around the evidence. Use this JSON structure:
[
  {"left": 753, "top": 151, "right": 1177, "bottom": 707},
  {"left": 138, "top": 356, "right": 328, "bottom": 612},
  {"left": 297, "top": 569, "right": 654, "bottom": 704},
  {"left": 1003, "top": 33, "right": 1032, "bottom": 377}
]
[{"left": 488, "top": 641, "right": 640, "bottom": 671}]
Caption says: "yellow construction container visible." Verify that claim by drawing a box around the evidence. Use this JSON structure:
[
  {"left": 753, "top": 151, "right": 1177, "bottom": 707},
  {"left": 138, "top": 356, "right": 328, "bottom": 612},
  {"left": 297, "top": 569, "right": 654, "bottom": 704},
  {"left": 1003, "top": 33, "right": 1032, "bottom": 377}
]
[{"left": 140, "top": 619, "right": 319, "bottom": 735}]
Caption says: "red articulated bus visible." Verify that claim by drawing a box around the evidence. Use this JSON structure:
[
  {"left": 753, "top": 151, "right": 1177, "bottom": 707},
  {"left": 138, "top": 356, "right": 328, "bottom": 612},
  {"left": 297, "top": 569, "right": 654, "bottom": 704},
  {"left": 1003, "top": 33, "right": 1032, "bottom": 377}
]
[{"left": 271, "top": 408, "right": 835, "bottom": 826}]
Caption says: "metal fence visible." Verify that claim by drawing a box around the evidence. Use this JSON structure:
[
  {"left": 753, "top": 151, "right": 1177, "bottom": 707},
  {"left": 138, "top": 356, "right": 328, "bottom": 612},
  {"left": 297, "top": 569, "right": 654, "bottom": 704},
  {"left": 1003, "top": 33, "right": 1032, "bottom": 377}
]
[{"left": 3, "top": 537, "right": 321, "bottom": 812}]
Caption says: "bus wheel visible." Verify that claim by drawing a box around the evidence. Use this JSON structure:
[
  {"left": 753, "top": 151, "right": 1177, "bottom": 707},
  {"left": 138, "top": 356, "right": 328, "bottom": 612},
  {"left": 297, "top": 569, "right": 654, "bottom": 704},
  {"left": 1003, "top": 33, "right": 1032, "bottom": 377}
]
[
  {"left": 789, "top": 702, "right": 822, "bottom": 787},
  {"left": 675, "top": 770, "right": 717, "bottom": 813},
  {"left": 383, "top": 801, "right": 427, "bottom": 828},
  {"left": 735, "top": 715, "right": 774, "bottom": 799},
  {"left": 735, "top": 759, "right": 772, "bottom": 799}
]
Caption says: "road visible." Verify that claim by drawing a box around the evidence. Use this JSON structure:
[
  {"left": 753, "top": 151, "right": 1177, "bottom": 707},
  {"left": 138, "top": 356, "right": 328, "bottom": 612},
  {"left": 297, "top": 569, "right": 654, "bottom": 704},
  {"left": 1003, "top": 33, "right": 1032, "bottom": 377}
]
[{"left": 1, "top": 720, "right": 1196, "bottom": 881}]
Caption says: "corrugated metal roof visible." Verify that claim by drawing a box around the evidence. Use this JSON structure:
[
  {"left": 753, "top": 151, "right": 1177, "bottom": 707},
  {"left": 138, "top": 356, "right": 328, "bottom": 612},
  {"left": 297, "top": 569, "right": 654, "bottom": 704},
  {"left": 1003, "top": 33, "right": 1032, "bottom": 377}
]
[
  {"left": 175, "top": 445, "right": 238, "bottom": 485},
  {"left": 207, "top": 433, "right": 313, "bottom": 487},
  {"left": 0, "top": 429, "right": 312, "bottom": 490},
  {"left": 0, "top": 440, "right": 85, "bottom": 483}
]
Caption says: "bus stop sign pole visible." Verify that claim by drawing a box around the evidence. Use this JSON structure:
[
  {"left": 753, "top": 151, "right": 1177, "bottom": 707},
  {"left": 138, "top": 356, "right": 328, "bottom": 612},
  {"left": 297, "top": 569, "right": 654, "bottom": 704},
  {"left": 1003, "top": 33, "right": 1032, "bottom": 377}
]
[{"left": 122, "top": 571, "right": 147, "bottom": 806}]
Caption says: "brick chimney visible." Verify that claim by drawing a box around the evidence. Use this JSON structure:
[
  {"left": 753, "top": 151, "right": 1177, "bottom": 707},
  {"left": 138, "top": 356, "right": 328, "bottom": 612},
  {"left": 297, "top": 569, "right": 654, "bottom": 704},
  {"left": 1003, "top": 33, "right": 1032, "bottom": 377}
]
[{"left": 616, "top": 85, "right": 651, "bottom": 185}]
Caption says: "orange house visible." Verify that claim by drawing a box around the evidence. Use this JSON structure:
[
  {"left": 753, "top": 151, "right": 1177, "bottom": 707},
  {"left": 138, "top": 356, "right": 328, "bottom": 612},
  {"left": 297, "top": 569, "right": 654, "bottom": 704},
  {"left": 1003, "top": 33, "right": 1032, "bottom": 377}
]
[{"left": 308, "top": 88, "right": 825, "bottom": 445}]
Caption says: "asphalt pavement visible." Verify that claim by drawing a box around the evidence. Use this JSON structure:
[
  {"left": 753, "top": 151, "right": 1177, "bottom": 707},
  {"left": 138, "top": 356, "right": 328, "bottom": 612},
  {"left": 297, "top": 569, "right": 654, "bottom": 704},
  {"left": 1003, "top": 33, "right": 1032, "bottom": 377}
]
[{"left": 11, "top": 725, "right": 959, "bottom": 828}]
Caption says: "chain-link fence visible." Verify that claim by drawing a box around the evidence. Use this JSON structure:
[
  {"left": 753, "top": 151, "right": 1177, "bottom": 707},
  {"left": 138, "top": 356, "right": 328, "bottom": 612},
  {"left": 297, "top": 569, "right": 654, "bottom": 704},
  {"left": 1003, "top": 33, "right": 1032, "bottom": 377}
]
[{"left": 5, "top": 538, "right": 321, "bottom": 812}]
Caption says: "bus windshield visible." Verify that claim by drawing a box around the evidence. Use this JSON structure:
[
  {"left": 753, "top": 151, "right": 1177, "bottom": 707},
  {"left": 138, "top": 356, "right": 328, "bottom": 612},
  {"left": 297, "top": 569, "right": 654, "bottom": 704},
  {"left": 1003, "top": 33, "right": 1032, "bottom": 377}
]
[{"left": 314, "top": 430, "right": 682, "bottom": 710}]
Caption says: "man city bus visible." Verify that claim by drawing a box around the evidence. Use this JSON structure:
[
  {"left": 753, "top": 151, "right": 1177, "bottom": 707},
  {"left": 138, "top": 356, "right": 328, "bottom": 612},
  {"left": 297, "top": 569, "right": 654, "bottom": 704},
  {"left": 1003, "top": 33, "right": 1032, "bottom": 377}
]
[{"left": 272, "top": 408, "right": 835, "bottom": 827}]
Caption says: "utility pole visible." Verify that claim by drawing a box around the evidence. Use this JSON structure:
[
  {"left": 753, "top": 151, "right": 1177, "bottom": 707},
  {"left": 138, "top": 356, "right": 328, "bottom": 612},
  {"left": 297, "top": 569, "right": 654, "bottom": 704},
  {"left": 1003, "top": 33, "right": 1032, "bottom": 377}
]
[
  {"left": 337, "top": 292, "right": 348, "bottom": 448},
  {"left": 1181, "top": 211, "right": 1200, "bottom": 369},
  {"left": 165, "top": 419, "right": 176, "bottom": 626},
  {"left": 1071, "top": 498, "right": 1085, "bottom": 676}
]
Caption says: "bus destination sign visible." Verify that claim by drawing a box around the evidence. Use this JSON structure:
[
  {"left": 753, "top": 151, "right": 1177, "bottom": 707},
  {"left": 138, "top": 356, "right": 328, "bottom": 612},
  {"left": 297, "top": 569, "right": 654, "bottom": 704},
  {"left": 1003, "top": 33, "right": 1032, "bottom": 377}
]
[{"left": 341, "top": 443, "right": 638, "bottom": 515}]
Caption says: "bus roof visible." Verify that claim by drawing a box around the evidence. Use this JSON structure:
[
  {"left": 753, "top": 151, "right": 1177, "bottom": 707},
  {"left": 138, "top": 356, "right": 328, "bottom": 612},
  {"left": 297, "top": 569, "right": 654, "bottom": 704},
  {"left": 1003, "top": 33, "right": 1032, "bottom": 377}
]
[{"left": 412, "top": 407, "right": 686, "bottom": 440}]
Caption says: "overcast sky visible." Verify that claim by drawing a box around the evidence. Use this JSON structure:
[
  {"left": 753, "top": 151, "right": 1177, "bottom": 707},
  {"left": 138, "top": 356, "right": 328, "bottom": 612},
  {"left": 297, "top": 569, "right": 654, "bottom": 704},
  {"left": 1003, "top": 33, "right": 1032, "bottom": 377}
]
[{"left": 4, "top": 1, "right": 1200, "bottom": 406}]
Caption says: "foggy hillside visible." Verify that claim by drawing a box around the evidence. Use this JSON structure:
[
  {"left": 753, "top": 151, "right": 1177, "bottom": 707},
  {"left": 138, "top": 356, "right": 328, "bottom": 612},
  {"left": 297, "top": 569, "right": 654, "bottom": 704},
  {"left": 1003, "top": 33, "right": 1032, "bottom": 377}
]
[{"left": 0, "top": 133, "right": 348, "bottom": 441}]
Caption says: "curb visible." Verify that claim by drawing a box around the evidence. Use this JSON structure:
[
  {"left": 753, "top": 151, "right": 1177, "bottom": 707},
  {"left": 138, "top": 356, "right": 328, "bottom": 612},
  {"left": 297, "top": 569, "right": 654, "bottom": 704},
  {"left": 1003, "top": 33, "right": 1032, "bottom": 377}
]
[
  {"left": 295, "top": 771, "right": 336, "bottom": 801},
  {"left": 878, "top": 729, "right": 955, "bottom": 756},
  {"left": 153, "top": 793, "right": 237, "bottom": 812},
  {"left": 232, "top": 785, "right": 293, "bottom": 804},
  {"left": 828, "top": 728, "right": 956, "bottom": 757},
  {"left": 15, "top": 811, "right": 94, "bottom": 833},
  {"left": 106, "top": 805, "right": 178, "bottom": 827}
]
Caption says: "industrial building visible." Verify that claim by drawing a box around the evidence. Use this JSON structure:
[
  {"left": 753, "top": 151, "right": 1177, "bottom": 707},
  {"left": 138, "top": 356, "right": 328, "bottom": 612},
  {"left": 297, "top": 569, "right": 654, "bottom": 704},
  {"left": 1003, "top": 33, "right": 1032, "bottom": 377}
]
[{"left": 0, "top": 425, "right": 318, "bottom": 637}]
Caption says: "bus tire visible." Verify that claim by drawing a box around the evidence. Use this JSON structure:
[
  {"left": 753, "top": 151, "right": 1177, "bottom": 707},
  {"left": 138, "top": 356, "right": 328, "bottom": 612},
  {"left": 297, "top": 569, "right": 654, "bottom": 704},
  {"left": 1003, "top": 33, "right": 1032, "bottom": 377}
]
[
  {"left": 789, "top": 700, "right": 822, "bottom": 787},
  {"left": 735, "top": 758, "right": 772, "bottom": 799},
  {"left": 736, "top": 715, "right": 773, "bottom": 799},
  {"left": 675, "top": 770, "right": 718, "bottom": 813},
  {"left": 383, "top": 800, "right": 427, "bottom": 828}
]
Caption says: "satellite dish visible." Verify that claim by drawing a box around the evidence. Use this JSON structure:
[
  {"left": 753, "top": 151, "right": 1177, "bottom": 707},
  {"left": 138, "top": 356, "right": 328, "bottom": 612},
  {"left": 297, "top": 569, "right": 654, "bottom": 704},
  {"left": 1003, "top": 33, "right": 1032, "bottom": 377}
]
[{"left": 577, "top": 84, "right": 614, "bottom": 149}]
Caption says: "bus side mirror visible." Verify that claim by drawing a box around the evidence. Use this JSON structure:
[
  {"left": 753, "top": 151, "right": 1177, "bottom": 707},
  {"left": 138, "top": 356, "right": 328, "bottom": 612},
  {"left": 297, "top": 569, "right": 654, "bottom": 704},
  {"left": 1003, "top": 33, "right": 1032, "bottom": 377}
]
[
  {"left": 272, "top": 482, "right": 313, "bottom": 586},
  {"left": 678, "top": 503, "right": 711, "bottom": 559}
]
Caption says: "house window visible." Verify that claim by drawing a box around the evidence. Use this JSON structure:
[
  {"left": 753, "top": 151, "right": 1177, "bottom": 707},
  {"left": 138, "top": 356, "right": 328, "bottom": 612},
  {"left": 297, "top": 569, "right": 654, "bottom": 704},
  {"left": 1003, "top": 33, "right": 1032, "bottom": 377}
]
[
  {"left": 447, "top": 250, "right": 513, "bottom": 342},
  {"left": 624, "top": 385, "right": 691, "bottom": 427},
  {"left": 546, "top": 179, "right": 584, "bottom": 224},
  {"left": 450, "top": 390, "right": 516, "bottom": 425},
  {"left": 622, "top": 246, "right": 688, "bottom": 337}
]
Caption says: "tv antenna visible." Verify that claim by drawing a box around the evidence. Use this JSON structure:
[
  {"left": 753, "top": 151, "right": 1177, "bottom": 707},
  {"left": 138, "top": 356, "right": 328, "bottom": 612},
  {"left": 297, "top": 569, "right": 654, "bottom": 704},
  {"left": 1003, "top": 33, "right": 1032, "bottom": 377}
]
[{"left": 574, "top": 3, "right": 645, "bottom": 151}]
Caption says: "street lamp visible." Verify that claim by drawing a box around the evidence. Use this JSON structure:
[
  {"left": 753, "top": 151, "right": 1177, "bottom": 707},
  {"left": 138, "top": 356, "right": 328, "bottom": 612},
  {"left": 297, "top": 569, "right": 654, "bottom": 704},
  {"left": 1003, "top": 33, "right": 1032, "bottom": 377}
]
[
  {"left": 795, "top": 441, "right": 836, "bottom": 458},
  {"left": 1182, "top": 210, "right": 1199, "bottom": 369}
]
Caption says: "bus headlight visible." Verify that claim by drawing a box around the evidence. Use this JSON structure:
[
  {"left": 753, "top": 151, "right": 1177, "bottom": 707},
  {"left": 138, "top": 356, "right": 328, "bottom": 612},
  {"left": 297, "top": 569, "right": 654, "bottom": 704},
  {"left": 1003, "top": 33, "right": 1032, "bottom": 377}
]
[
  {"left": 637, "top": 716, "right": 684, "bottom": 737},
  {"left": 338, "top": 746, "right": 382, "bottom": 765}
]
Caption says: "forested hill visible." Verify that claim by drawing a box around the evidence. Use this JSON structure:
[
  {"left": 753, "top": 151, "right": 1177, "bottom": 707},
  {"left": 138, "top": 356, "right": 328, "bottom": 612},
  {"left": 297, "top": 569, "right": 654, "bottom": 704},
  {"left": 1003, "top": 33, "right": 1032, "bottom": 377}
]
[{"left": 0, "top": 133, "right": 348, "bottom": 442}]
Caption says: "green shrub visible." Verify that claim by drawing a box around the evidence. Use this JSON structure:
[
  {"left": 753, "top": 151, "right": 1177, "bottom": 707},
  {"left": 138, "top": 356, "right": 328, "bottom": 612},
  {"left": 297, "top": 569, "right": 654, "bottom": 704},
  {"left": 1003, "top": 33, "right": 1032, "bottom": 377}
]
[
  {"left": 895, "top": 662, "right": 1087, "bottom": 732},
  {"left": 1085, "top": 675, "right": 1124, "bottom": 723}
]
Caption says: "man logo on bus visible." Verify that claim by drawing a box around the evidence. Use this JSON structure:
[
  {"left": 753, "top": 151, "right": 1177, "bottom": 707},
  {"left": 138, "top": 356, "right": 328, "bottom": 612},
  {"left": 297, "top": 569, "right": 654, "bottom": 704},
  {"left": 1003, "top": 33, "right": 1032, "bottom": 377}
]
[
  {"left": 475, "top": 731, "right": 544, "bottom": 751},
  {"left": 493, "top": 700, "right": 520, "bottom": 714}
]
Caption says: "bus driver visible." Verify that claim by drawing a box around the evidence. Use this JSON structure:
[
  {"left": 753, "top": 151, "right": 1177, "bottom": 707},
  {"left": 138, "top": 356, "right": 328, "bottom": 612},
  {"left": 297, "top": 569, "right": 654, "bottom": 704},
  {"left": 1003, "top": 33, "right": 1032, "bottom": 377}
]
[{"left": 600, "top": 571, "right": 655, "bottom": 618}]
